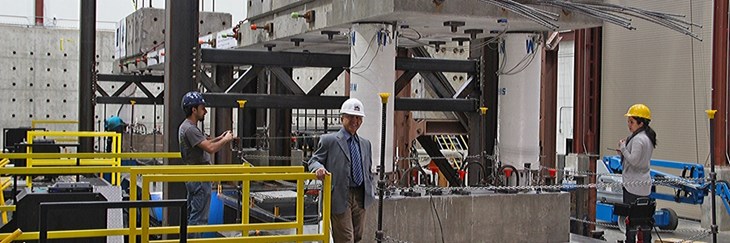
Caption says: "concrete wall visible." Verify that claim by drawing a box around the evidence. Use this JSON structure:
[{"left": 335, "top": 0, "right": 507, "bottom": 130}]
[
  {"left": 363, "top": 192, "right": 570, "bottom": 242},
  {"left": 601, "top": 0, "right": 713, "bottom": 220},
  {"left": 0, "top": 24, "right": 114, "bottom": 150}
]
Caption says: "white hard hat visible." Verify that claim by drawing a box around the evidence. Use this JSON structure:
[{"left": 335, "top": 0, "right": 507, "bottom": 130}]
[{"left": 340, "top": 98, "right": 366, "bottom": 117}]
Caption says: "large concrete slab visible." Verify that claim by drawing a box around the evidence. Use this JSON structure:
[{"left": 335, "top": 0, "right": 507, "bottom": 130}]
[
  {"left": 239, "top": 0, "right": 604, "bottom": 53},
  {"left": 362, "top": 191, "right": 570, "bottom": 242}
]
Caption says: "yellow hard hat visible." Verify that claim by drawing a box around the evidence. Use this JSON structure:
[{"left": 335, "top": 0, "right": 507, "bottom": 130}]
[{"left": 624, "top": 104, "right": 651, "bottom": 120}]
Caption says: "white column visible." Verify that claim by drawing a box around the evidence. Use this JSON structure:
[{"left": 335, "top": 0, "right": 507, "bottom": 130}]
[
  {"left": 349, "top": 23, "right": 396, "bottom": 172},
  {"left": 497, "top": 33, "right": 542, "bottom": 170}
]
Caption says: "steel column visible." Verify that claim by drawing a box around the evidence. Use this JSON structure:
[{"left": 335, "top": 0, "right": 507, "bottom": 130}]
[
  {"left": 79, "top": 0, "right": 96, "bottom": 153},
  {"left": 712, "top": 0, "right": 729, "bottom": 166},
  {"left": 214, "top": 66, "right": 234, "bottom": 164},
  {"left": 482, "top": 39, "right": 499, "bottom": 178},
  {"left": 35, "top": 0, "right": 44, "bottom": 25},
  {"left": 572, "top": 27, "right": 602, "bottom": 235},
  {"left": 467, "top": 37, "right": 497, "bottom": 184},
  {"left": 269, "top": 68, "right": 293, "bottom": 166},
  {"left": 240, "top": 71, "right": 259, "bottom": 148},
  {"left": 394, "top": 48, "right": 413, "bottom": 176},
  {"left": 163, "top": 0, "right": 199, "bottom": 229},
  {"left": 540, "top": 46, "right": 559, "bottom": 171}
]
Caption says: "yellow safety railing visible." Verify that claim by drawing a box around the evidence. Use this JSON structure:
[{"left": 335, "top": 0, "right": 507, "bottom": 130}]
[
  {"left": 0, "top": 158, "right": 10, "bottom": 223},
  {"left": 0, "top": 229, "right": 22, "bottom": 243},
  {"left": 31, "top": 120, "right": 80, "bottom": 142},
  {"left": 26, "top": 131, "right": 122, "bottom": 187},
  {"left": 0, "top": 165, "right": 331, "bottom": 243}
]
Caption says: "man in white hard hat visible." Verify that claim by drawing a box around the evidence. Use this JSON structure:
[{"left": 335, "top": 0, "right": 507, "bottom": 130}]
[{"left": 309, "top": 98, "right": 375, "bottom": 243}]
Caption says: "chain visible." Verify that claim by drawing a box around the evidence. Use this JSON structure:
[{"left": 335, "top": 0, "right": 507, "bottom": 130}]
[
  {"left": 571, "top": 217, "right": 711, "bottom": 240},
  {"left": 384, "top": 177, "right": 703, "bottom": 193},
  {"left": 570, "top": 217, "right": 619, "bottom": 229},
  {"left": 684, "top": 231, "right": 711, "bottom": 242},
  {"left": 394, "top": 154, "right": 485, "bottom": 161}
]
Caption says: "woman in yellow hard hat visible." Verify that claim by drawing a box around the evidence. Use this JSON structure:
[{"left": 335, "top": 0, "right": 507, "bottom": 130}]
[{"left": 618, "top": 104, "right": 658, "bottom": 243}]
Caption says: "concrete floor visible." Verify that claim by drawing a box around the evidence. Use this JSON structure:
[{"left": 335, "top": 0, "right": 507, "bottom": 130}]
[{"left": 595, "top": 219, "right": 730, "bottom": 243}]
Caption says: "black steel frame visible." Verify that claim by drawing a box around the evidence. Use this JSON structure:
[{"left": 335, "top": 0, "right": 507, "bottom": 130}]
[
  {"left": 95, "top": 74, "right": 165, "bottom": 104},
  {"left": 39, "top": 200, "right": 188, "bottom": 243}
]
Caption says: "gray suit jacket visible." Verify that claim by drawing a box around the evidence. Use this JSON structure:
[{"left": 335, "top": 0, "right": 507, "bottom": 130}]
[{"left": 308, "top": 128, "right": 375, "bottom": 215}]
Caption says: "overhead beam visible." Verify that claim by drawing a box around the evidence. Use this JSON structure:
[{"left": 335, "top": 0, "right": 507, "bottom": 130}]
[
  {"left": 269, "top": 67, "right": 305, "bottom": 95},
  {"left": 200, "top": 49, "right": 478, "bottom": 73},
  {"left": 203, "top": 94, "right": 478, "bottom": 112},
  {"left": 307, "top": 68, "right": 344, "bottom": 96},
  {"left": 396, "top": 57, "right": 478, "bottom": 73},
  {"left": 395, "top": 98, "right": 478, "bottom": 112},
  {"left": 201, "top": 49, "right": 349, "bottom": 68},
  {"left": 204, "top": 94, "right": 347, "bottom": 109},
  {"left": 97, "top": 74, "right": 165, "bottom": 83},
  {"left": 96, "top": 97, "right": 163, "bottom": 104}
]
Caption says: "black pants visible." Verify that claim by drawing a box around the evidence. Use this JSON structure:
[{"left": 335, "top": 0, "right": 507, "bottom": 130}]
[{"left": 623, "top": 188, "right": 653, "bottom": 243}]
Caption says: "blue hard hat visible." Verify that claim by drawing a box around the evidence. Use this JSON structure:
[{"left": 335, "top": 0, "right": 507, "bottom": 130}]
[
  {"left": 104, "top": 116, "right": 126, "bottom": 130},
  {"left": 181, "top": 91, "right": 206, "bottom": 110}
]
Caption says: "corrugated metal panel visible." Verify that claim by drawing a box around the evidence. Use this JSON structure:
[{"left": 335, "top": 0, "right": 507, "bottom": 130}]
[{"left": 601, "top": 0, "right": 713, "bottom": 219}]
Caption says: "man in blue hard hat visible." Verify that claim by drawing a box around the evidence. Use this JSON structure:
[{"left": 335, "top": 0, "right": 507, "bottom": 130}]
[
  {"left": 178, "top": 91, "right": 234, "bottom": 237},
  {"left": 104, "top": 116, "right": 126, "bottom": 152}
]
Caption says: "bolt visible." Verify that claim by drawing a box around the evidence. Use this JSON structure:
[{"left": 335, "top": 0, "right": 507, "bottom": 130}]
[
  {"left": 429, "top": 41, "right": 446, "bottom": 52},
  {"left": 443, "top": 21, "right": 466, "bottom": 33},
  {"left": 264, "top": 43, "right": 276, "bottom": 51},
  {"left": 464, "top": 29, "right": 484, "bottom": 40},
  {"left": 321, "top": 30, "right": 340, "bottom": 41},
  {"left": 290, "top": 38, "right": 304, "bottom": 47}
]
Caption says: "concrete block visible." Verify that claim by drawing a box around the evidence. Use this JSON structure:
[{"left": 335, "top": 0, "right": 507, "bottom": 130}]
[
  {"left": 119, "top": 8, "right": 231, "bottom": 58},
  {"left": 702, "top": 167, "right": 730, "bottom": 231},
  {"left": 363, "top": 192, "right": 570, "bottom": 242}
]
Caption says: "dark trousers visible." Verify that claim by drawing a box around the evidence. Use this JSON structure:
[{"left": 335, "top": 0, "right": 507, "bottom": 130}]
[
  {"left": 331, "top": 186, "right": 366, "bottom": 243},
  {"left": 623, "top": 188, "right": 653, "bottom": 243}
]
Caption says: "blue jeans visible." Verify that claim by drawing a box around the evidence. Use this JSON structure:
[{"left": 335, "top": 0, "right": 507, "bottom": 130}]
[{"left": 185, "top": 181, "right": 211, "bottom": 238}]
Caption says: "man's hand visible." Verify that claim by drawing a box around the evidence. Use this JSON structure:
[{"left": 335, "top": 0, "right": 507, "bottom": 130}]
[
  {"left": 315, "top": 168, "right": 330, "bottom": 180},
  {"left": 223, "top": 130, "right": 234, "bottom": 142}
]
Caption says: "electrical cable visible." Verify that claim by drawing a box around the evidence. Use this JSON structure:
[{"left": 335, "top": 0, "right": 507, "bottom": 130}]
[{"left": 428, "top": 194, "right": 445, "bottom": 243}]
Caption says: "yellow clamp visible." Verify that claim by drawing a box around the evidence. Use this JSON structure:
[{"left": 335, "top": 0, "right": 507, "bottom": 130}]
[
  {"left": 479, "top": 107, "right": 488, "bottom": 115},
  {"left": 130, "top": 100, "right": 137, "bottom": 106},
  {"left": 237, "top": 100, "right": 247, "bottom": 109},
  {"left": 379, "top": 93, "right": 391, "bottom": 104},
  {"left": 706, "top": 109, "right": 717, "bottom": 120}
]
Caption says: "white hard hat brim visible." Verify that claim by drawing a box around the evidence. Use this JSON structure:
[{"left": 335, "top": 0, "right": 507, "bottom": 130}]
[{"left": 341, "top": 111, "right": 366, "bottom": 117}]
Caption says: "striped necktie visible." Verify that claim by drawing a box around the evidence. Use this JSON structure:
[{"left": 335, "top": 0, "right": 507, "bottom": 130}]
[{"left": 349, "top": 136, "right": 363, "bottom": 186}]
